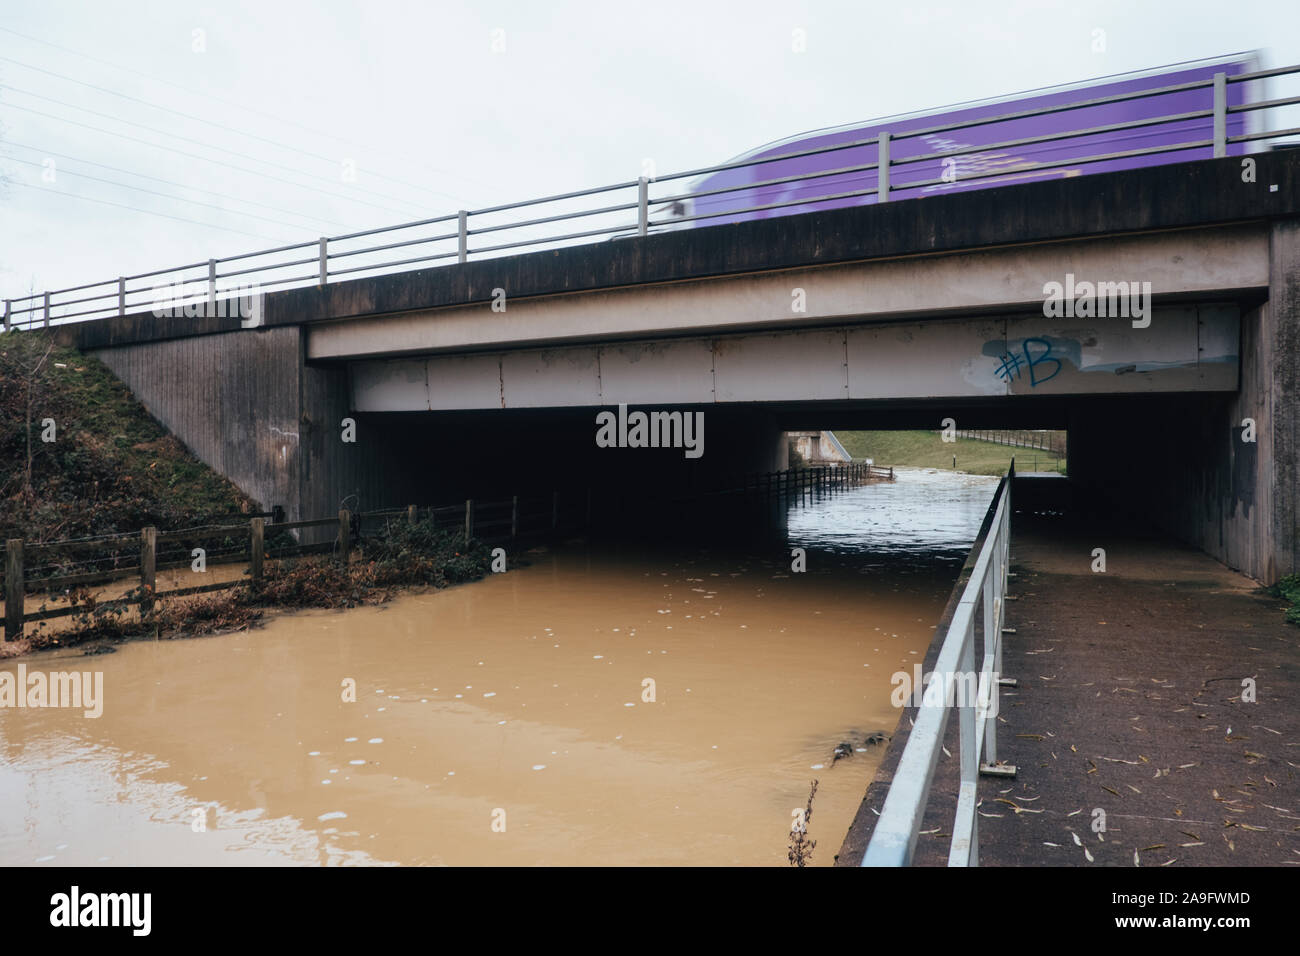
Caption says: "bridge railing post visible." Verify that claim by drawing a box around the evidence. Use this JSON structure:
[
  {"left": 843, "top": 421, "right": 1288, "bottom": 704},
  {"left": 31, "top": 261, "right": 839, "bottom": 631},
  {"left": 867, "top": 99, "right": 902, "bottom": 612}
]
[
  {"left": 118, "top": 278, "right": 126, "bottom": 316},
  {"left": 319, "top": 238, "right": 329, "bottom": 287},
  {"left": 637, "top": 177, "right": 649, "bottom": 236},
  {"left": 208, "top": 258, "right": 217, "bottom": 308},
  {"left": 458, "top": 211, "right": 468, "bottom": 263},
  {"left": 1213, "top": 72, "right": 1227, "bottom": 158},
  {"left": 877, "top": 132, "right": 891, "bottom": 203},
  {"left": 43, "top": 291, "right": 50, "bottom": 329}
]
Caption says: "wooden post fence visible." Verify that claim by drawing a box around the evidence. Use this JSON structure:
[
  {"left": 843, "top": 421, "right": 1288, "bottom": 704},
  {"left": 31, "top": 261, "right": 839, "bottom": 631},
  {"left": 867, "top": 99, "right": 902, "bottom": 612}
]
[
  {"left": 140, "top": 526, "right": 157, "bottom": 609},
  {"left": 338, "top": 509, "right": 351, "bottom": 562},
  {"left": 464, "top": 499, "right": 474, "bottom": 542},
  {"left": 250, "top": 517, "right": 264, "bottom": 582},
  {"left": 4, "top": 539, "right": 23, "bottom": 641}
]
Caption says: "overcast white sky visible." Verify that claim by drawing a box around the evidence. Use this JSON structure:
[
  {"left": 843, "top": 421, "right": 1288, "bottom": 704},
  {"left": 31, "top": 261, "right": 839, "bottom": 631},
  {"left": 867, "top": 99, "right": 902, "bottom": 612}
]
[{"left": 1, "top": 0, "right": 1297, "bottom": 307}]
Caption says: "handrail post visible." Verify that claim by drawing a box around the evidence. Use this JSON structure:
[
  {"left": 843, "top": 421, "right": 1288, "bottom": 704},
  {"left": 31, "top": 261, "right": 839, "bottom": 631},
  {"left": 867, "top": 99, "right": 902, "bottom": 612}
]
[
  {"left": 464, "top": 498, "right": 474, "bottom": 542},
  {"left": 2, "top": 299, "right": 9, "bottom": 333},
  {"left": 4, "top": 538, "right": 23, "bottom": 641},
  {"left": 118, "top": 278, "right": 126, "bottom": 316},
  {"left": 982, "top": 567, "right": 1000, "bottom": 770},
  {"left": 1212, "top": 72, "right": 1227, "bottom": 158},
  {"left": 951, "top": 618, "right": 978, "bottom": 866},
  {"left": 877, "top": 132, "right": 891, "bottom": 203},
  {"left": 457, "top": 211, "right": 468, "bottom": 263},
  {"left": 43, "top": 291, "right": 50, "bottom": 328},
  {"left": 319, "top": 238, "right": 329, "bottom": 286},
  {"left": 208, "top": 258, "right": 217, "bottom": 308},
  {"left": 637, "top": 177, "right": 649, "bottom": 236}
]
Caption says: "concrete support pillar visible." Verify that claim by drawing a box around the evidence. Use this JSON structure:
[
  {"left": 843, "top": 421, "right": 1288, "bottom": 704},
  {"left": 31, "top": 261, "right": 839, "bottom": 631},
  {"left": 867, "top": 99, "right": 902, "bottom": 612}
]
[{"left": 1268, "top": 219, "right": 1300, "bottom": 580}]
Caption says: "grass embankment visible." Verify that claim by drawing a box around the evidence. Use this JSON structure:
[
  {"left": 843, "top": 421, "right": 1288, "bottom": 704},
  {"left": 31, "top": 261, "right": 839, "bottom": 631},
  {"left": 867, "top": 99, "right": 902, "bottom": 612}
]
[
  {"left": 835, "top": 430, "right": 1067, "bottom": 477},
  {"left": 1, "top": 330, "right": 251, "bottom": 541}
]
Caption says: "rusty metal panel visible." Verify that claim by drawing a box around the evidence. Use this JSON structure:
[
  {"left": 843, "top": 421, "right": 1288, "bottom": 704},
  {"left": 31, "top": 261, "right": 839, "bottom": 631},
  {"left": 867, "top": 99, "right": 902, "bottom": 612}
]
[
  {"left": 847, "top": 318, "right": 1007, "bottom": 399},
  {"left": 501, "top": 347, "right": 600, "bottom": 408},
  {"left": 351, "top": 358, "right": 430, "bottom": 411},
  {"left": 713, "top": 329, "right": 847, "bottom": 402},
  {"left": 598, "top": 338, "right": 715, "bottom": 405}
]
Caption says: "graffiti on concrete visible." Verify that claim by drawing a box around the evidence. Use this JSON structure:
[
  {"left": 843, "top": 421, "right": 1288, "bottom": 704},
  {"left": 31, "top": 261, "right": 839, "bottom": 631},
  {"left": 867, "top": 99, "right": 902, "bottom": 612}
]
[{"left": 992, "top": 337, "right": 1063, "bottom": 387}]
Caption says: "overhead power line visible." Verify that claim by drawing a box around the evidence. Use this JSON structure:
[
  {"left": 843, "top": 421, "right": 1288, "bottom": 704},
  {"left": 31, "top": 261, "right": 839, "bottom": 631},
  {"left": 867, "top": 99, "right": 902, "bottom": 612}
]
[
  {"left": 0, "top": 26, "right": 494, "bottom": 196},
  {"left": 0, "top": 101, "right": 426, "bottom": 220},
  {"left": 2, "top": 155, "right": 313, "bottom": 233},
  {"left": 2, "top": 140, "right": 348, "bottom": 229},
  {"left": 6, "top": 180, "right": 286, "bottom": 241},
  {"left": 0, "top": 58, "right": 473, "bottom": 208},
  {"left": 1, "top": 83, "right": 432, "bottom": 217}
]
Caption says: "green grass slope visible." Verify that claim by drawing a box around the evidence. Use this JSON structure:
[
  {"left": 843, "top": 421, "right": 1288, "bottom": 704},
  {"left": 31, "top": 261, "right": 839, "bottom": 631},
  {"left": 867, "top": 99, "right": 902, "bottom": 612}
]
[
  {"left": 836, "top": 430, "right": 1067, "bottom": 476},
  {"left": 1, "top": 330, "right": 252, "bottom": 542}
]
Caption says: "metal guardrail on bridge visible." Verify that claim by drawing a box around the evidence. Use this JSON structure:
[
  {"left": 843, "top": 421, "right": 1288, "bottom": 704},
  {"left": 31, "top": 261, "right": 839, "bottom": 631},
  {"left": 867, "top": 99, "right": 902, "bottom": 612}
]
[
  {"left": 2, "top": 63, "right": 1298, "bottom": 331},
  {"left": 862, "top": 461, "right": 1015, "bottom": 867}
]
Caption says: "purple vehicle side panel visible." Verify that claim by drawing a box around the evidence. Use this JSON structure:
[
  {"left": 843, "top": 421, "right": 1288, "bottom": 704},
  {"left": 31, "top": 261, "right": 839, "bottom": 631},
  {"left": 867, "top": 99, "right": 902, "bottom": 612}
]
[{"left": 686, "top": 55, "right": 1260, "bottom": 226}]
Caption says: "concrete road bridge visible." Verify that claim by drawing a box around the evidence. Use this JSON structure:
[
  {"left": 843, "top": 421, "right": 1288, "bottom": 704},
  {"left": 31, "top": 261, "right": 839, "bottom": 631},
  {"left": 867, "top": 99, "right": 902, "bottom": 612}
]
[{"left": 33, "top": 149, "right": 1300, "bottom": 585}]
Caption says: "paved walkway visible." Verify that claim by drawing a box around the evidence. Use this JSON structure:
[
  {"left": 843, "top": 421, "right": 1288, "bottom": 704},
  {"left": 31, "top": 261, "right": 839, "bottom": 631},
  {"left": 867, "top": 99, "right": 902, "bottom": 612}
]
[{"left": 837, "top": 499, "right": 1300, "bottom": 867}]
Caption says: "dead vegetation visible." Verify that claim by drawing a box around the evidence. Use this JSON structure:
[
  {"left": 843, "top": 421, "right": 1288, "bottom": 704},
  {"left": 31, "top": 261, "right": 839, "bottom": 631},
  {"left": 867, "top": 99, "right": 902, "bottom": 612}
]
[
  {"left": 20, "top": 520, "right": 493, "bottom": 653},
  {"left": 788, "top": 780, "right": 819, "bottom": 867}
]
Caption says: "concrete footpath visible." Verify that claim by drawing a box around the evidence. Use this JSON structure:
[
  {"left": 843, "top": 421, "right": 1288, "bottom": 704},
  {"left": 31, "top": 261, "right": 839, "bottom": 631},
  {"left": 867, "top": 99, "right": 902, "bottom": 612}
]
[{"left": 837, "top": 499, "right": 1300, "bottom": 867}]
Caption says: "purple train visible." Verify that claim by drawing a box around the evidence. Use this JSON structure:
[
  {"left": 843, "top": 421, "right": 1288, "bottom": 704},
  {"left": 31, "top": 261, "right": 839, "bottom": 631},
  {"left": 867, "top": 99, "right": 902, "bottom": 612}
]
[{"left": 658, "top": 53, "right": 1263, "bottom": 230}]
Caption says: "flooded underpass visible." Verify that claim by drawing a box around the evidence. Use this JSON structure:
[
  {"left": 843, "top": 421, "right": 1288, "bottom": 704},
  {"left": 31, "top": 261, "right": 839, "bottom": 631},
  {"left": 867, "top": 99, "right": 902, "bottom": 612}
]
[{"left": 1, "top": 468, "right": 998, "bottom": 866}]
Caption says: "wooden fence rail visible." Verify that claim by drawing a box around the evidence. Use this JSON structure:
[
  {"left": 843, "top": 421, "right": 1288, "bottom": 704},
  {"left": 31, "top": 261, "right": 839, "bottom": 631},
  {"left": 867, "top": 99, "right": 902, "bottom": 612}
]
[{"left": 2, "top": 490, "right": 590, "bottom": 641}]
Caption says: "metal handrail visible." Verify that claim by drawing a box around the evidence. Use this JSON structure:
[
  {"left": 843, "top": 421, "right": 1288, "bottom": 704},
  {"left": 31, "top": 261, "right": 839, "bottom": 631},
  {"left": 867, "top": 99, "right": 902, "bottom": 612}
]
[
  {"left": 3, "top": 62, "right": 1296, "bottom": 332},
  {"left": 862, "top": 461, "right": 1014, "bottom": 867}
]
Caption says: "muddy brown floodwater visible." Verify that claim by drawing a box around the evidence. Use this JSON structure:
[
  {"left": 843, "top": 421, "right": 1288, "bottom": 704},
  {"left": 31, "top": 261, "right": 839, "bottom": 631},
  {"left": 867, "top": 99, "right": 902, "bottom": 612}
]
[{"left": 1, "top": 468, "right": 997, "bottom": 866}]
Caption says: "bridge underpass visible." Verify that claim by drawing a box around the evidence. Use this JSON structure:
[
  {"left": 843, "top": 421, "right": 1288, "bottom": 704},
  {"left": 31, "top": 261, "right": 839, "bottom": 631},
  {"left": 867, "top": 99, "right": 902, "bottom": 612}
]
[{"left": 51, "top": 150, "right": 1300, "bottom": 582}]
